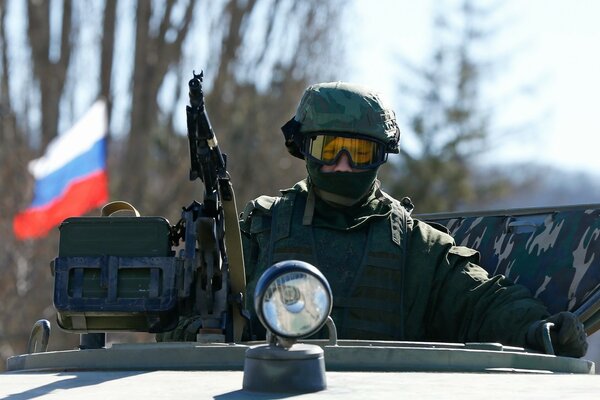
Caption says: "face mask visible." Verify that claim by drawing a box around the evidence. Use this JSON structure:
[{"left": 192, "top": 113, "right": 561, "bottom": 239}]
[{"left": 306, "top": 159, "right": 378, "bottom": 205}]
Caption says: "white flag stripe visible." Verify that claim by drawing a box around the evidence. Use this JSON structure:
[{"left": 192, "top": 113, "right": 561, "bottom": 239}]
[{"left": 28, "top": 100, "right": 108, "bottom": 179}]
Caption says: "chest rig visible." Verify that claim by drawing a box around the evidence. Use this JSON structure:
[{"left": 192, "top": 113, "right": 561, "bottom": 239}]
[{"left": 248, "top": 188, "right": 412, "bottom": 340}]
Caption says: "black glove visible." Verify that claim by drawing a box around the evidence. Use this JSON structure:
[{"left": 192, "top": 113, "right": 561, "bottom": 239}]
[{"left": 526, "top": 311, "right": 588, "bottom": 358}]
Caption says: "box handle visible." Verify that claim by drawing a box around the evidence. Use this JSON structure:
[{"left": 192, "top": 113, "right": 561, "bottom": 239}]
[{"left": 101, "top": 201, "right": 140, "bottom": 217}]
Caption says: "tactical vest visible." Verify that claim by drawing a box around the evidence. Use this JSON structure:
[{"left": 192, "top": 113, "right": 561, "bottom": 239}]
[{"left": 245, "top": 188, "right": 412, "bottom": 340}]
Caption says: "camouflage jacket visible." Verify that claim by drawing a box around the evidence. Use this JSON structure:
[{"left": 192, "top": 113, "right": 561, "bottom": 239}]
[{"left": 240, "top": 181, "right": 551, "bottom": 346}]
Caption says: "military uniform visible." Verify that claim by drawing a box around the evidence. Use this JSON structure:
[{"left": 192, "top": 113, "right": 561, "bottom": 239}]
[{"left": 241, "top": 180, "right": 550, "bottom": 347}]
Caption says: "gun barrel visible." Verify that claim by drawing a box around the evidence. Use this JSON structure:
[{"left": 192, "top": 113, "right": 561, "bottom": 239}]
[{"left": 189, "top": 77, "right": 203, "bottom": 108}]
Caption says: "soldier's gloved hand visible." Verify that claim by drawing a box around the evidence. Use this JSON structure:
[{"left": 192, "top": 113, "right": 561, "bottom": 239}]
[{"left": 526, "top": 311, "right": 588, "bottom": 358}]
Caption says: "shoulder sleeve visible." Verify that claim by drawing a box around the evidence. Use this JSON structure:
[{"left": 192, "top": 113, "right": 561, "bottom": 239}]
[
  {"left": 239, "top": 195, "right": 279, "bottom": 283},
  {"left": 411, "top": 221, "right": 550, "bottom": 347},
  {"left": 239, "top": 195, "right": 278, "bottom": 233}
]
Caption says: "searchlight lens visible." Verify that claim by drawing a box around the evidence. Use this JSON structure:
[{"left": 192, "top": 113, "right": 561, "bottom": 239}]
[{"left": 255, "top": 261, "right": 332, "bottom": 339}]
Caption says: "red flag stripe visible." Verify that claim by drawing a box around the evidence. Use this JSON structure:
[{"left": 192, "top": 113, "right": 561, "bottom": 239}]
[{"left": 13, "top": 171, "right": 109, "bottom": 240}]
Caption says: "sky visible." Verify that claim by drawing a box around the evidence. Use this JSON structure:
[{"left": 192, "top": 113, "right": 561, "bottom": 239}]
[
  {"left": 346, "top": 0, "right": 600, "bottom": 175},
  {"left": 5, "top": 0, "right": 599, "bottom": 176}
]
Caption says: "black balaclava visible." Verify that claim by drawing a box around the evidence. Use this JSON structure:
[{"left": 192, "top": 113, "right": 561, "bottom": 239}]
[{"left": 306, "top": 159, "right": 378, "bottom": 207}]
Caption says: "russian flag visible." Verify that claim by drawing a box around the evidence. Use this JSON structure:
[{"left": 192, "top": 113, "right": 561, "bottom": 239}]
[{"left": 13, "top": 100, "right": 109, "bottom": 240}]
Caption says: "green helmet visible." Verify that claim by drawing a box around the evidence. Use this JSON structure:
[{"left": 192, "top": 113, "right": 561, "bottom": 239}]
[{"left": 281, "top": 82, "right": 401, "bottom": 159}]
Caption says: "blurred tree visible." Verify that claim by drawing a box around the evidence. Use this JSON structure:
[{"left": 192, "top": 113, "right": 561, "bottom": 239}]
[
  {"left": 27, "top": 0, "right": 73, "bottom": 150},
  {"left": 0, "top": 0, "right": 343, "bottom": 370},
  {"left": 100, "top": 0, "right": 116, "bottom": 117},
  {"left": 381, "top": 0, "right": 512, "bottom": 213},
  {"left": 1, "top": 0, "right": 38, "bottom": 364},
  {"left": 119, "top": 0, "right": 195, "bottom": 206},
  {"left": 123, "top": 0, "right": 342, "bottom": 215}
]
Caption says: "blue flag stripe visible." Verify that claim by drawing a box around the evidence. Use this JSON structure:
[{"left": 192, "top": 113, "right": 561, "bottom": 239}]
[{"left": 30, "top": 138, "right": 107, "bottom": 208}]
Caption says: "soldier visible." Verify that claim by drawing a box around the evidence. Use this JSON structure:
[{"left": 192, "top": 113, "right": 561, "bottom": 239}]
[{"left": 239, "top": 82, "right": 588, "bottom": 357}]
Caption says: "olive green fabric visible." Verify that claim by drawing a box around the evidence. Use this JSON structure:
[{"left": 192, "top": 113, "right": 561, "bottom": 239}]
[
  {"left": 239, "top": 181, "right": 551, "bottom": 347},
  {"left": 300, "top": 178, "right": 391, "bottom": 230},
  {"left": 240, "top": 182, "right": 408, "bottom": 339}
]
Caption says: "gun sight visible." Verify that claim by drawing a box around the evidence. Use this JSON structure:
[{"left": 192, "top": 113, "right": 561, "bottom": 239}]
[{"left": 189, "top": 71, "right": 204, "bottom": 108}]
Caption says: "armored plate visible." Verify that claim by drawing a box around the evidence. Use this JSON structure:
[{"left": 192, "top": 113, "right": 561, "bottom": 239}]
[
  {"left": 2, "top": 370, "right": 600, "bottom": 399},
  {"left": 2, "top": 341, "right": 597, "bottom": 399}
]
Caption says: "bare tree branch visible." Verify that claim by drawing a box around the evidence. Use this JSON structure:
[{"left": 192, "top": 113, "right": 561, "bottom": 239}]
[
  {"left": 100, "top": 0, "right": 117, "bottom": 120},
  {"left": 158, "top": 0, "right": 176, "bottom": 44},
  {"left": 167, "top": 1, "right": 195, "bottom": 58},
  {"left": 27, "top": 0, "right": 73, "bottom": 149},
  {"left": 1, "top": 0, "right": 11, "bottom": 112}
]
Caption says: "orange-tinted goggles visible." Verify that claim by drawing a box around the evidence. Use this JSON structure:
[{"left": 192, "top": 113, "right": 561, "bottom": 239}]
[{"left": 305, "top": 135, "right": 386, "bottom": 169}]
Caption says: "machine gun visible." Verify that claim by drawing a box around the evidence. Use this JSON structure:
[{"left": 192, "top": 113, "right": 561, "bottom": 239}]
[
  {"left": 176, "top": 71, "right": 247, "bottom": 342},
  {"left": 52, "top": 71, "right": 247, "bottom": 346}
]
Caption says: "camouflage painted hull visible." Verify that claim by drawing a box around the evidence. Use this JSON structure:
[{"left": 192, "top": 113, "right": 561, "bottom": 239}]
[{"left": 417, "top": 204, "right": 600, "bottom": 334}]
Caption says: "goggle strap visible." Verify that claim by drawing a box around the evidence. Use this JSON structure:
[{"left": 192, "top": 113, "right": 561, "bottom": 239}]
[
  {"left": 307, "top": 153, "right": 386, "bottom": 169},
  {"left": 281, "top": 117, "right": 301, "bottom": 142},
  {"left": 281, "top": 118, "right": 305, "bottom": 159}
]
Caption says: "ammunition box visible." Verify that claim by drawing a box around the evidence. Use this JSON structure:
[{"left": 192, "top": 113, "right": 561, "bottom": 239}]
[{"left": 53, "top": 217, "right": 180, "bottom": 333}]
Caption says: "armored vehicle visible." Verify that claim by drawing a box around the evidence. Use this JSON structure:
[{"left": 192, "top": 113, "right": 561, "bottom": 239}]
[
  {"left": 2, "top": 203, "right": 599, "bottom": 398},
  {"left": 2, "top": 74, "right": 599, "bottom": 397}
]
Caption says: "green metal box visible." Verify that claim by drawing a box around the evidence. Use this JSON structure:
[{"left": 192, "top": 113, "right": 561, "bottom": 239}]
[{"left": 53, "top": 217, "right": 180, "bottom": 333}]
